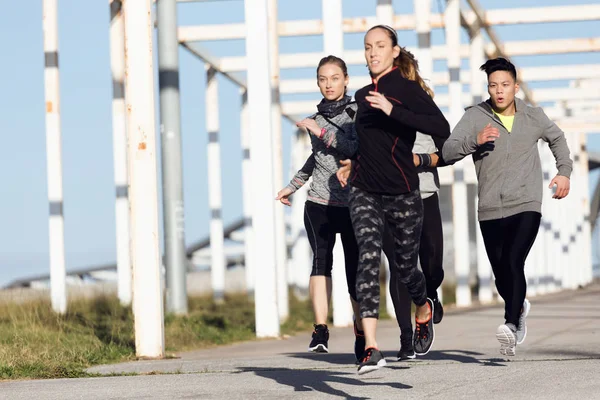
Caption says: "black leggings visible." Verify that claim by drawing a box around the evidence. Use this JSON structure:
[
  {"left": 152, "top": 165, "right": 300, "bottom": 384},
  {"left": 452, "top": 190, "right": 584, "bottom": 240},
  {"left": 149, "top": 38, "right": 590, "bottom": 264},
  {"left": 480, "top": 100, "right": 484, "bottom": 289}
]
[
  {"left": 387, "top": 193, "right": 445, "bottom": 332},
  {"left": 304, "top": 201, "right": 358, "bottom": 301},
  {"left": 348, "top": 187, "right": 426, "bottom": 319},
  {"left": 479, "top": 211, "right": 541, "bottom": 326}
]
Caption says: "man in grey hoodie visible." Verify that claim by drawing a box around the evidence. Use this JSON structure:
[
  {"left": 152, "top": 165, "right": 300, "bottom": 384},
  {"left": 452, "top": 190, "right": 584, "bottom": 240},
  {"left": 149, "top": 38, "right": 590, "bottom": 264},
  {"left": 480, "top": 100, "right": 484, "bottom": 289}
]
[{"left": 442, "top": 58, "right": 572, "bottom": 357}]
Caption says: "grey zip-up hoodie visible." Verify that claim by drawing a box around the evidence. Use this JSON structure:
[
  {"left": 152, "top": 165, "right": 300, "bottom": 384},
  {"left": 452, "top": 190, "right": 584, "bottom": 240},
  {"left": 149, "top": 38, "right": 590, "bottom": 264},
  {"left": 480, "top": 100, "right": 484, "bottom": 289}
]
[
  {"left": 286, "top": 103, "right": 358, "bottom": 206},
  {"left": 442, "top": 98, "right": 572, "bottom": 221}
]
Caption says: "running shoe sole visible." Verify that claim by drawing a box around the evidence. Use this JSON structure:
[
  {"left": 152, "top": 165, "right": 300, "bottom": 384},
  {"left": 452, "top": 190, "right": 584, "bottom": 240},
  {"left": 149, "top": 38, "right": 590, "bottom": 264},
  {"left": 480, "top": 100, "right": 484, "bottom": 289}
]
[
  {"left": 357, "top": 358, "right": 387, "bottom": 375},
  {"left": 308, "top": 344, "right": 329, "bottom": 353},
  {"left": 496, "top": 325, "right": 516, "bottom": 356}
]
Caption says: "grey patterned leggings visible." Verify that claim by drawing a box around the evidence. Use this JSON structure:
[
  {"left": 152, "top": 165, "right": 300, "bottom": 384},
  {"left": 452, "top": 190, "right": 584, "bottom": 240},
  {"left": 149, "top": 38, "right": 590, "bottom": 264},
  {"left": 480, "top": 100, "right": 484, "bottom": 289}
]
[{"left": 348, "top": 186, "right": 427, "bottom": 319}]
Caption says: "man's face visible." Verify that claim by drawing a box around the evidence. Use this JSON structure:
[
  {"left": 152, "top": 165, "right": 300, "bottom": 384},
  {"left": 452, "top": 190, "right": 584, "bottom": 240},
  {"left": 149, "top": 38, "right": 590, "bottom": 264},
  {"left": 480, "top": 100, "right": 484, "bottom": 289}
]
[{"left": 487, "top": 70, "right": 519, "bottom": 113}]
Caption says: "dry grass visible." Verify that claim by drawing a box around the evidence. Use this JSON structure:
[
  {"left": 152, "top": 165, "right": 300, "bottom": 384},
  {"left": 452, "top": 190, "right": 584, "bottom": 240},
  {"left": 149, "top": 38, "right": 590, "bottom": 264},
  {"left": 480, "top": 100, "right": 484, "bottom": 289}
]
[{"left": 0, "top": 292, "right": 314, "bottom": 380}]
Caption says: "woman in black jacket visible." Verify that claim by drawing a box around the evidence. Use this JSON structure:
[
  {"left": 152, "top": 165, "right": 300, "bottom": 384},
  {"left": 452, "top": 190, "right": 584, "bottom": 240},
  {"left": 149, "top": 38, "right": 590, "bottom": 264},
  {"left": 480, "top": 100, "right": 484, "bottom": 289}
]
[{"left": 337, "top": 25, "right": 450, "bottom": 374}]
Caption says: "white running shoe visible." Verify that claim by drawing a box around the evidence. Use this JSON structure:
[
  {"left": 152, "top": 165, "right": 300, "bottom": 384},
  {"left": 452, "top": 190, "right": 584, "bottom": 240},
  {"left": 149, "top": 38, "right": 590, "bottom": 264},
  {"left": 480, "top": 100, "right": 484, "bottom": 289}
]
[
  {"left": 497, "top": 323, "right": 517, "bottom": 357},
  {"left": 516, "top": 299, "right": 530, "bottom": 345}
]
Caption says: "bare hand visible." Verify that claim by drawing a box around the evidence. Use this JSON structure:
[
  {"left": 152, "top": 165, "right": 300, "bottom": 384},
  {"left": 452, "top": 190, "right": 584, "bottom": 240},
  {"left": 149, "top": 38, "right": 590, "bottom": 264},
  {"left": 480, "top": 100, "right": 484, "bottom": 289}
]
[
  {"left": 365, "top": 91, "right": 393, "bottom": 116},
  {"left": 275, "top": 187, "right": 293, "bottom": 206},
  {"left": 337, "top": 159, "right": 352, "bottom": 187},
  {"left": 477, "top": 123, "right": 500, "bottom": 145},
  {"left": 413, "top": 153, "right": 420, "bottom": 167},
  {"left": 296, "top": 118, "right": 321, "bottom": 136},
  {"left": 549, "top": 175, "right": 570, "bottom": 199}
]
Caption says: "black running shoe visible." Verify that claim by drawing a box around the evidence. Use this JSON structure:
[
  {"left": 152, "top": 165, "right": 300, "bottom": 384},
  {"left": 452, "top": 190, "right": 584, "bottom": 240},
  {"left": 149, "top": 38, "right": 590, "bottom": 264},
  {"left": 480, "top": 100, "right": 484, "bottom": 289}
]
[
  {"left": 432, "top": 297, "right": 444, "bottom": 324},
  {"left": 397, "top": 332, "right": 416, "bottom": 361},
  {"left": 353, "top": 319, "right": 366, "bottom": 363},
  {"left": 357, "top": 347, "right": 386, "bottom": 375},
  {"left": 414, "top": 298, "right": 435, "bottom": 356},
  {"left": 308, "top": 324, "right": 329, "bottom": 353}
]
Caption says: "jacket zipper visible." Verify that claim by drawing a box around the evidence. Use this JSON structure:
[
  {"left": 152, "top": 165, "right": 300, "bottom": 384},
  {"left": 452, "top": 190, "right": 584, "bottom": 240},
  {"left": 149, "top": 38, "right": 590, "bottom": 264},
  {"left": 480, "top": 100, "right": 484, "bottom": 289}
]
[{"left": 476, "top": 105, "right": 515, "bottom": 216}]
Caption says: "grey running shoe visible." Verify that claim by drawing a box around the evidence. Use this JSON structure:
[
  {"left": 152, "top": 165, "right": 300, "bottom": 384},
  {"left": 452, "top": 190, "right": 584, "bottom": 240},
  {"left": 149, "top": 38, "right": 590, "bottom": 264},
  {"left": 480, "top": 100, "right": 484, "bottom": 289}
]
[
  {"left": 414, "top": 298, "right": 435, "bottom": 356},
  {"left": 516, "top": 299, "right": 530, "bottom": 345},
  {"left": 497, "top": 323, "right": 517, "bottom": 356},
  {"left": 357, "top": 347, "right": 387, "bottom": 375}
]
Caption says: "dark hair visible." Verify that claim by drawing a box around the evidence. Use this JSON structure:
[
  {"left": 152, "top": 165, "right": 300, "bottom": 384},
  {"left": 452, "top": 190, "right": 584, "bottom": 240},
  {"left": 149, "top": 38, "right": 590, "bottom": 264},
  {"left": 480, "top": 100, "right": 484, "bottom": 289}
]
[
  {"left": 316, "top": 55, "right": 348, "bottom": 78},
  {"left": 479, "top": 57, "right": 517, "bottom": 81},
  {"left": 366, "top": 25, "right": 434, "bottom": 98}
]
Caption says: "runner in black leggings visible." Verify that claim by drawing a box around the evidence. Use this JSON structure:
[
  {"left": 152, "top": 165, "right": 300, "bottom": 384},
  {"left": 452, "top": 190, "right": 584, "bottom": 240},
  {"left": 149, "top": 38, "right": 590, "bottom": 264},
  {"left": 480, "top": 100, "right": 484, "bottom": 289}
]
[
  {"left": 276, "top": 56, "right": 361, "bottom": 354},
  {"left": 337, "top": 25, "right": 450, "bottom": 374},
  {"left": 386, "top": 178, "right": 446, "bottom": 361},
  {"left": 371, "top": 51, "right": 449, "bottom": 361},
  {"left": 442, "top": 57, "right": 572, "bottom": 356}
]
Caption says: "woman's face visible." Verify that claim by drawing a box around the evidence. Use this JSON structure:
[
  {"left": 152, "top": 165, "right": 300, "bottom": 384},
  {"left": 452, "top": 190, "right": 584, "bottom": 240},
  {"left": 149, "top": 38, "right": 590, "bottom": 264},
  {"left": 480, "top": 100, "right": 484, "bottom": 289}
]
[
  {"left": 317, "top": 63, "right": 348, "bottom": 101},
  {"left": 364, "top": 28, "right": 400, "bottom": 79}
]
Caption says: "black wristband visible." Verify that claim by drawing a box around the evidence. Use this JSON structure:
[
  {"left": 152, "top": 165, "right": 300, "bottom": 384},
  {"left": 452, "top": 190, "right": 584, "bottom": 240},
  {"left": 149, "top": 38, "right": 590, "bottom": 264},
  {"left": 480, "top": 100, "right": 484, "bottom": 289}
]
[{"left": 417, "top": 153, "right": 432, "bottom": 167}]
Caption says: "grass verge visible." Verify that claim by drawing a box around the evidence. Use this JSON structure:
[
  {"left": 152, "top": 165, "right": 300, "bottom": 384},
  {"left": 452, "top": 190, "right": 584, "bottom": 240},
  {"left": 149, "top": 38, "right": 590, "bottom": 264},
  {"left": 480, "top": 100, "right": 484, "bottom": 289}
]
[
  {"left": 0, "top": 292, "right": 315, "bottom": 380},
  {"left": 0, "top": 281, "right": 452, "bottom": 381}
]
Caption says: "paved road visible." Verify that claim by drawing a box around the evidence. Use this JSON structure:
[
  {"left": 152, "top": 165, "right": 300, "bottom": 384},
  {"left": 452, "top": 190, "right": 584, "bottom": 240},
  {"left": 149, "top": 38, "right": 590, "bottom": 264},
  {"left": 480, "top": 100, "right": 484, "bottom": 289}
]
[{"left": 3, "top": 285, "right": 600, "bottom": 399}]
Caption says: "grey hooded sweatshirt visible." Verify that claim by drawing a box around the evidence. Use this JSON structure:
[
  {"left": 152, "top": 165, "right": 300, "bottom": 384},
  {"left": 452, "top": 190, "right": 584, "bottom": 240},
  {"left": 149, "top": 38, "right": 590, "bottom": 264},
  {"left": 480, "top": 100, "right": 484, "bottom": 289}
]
[{"left": 442, "top": 98, "right": 572, "bottom": 221}]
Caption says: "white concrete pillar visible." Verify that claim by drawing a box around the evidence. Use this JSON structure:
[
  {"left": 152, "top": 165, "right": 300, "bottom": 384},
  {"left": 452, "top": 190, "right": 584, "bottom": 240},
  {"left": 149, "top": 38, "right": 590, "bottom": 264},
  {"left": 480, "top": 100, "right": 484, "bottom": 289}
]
[
  {"left": 579, "top": 133, "right": 594, "bottom": 286},
  {"left": 446, "top": 0, "right": 471, "bottom": 307},
  {"left": 240, "top": 90, "right": 255, "bottom": 296},
  {"left": 244, "top": 0, "right": 280, "bottom": 338},
  {"left": 206, "top": 66, "right": 226, "bottom": 302},
  {"left": 43, "top": 0, "right": 67, "bottom": 314},
  {"left": 322, "top": 0, "right": 352, "bottom": 327},
  {"left": 109, "top": 0, "right": 132, "bottom": 307},
  {"left": 290, "top": 130, "right": 312, "bottom": 296},
  {"left": 475, "top": 195, "right": 493, "bottom": 304},
  {"left": 468, "top": 13, "right": 493, "bottom": 304},
  {"left": 383, "top": 251, "right": 395, "bottom": 318},
  {"left": 331, "top": 234, "right": 354, "bottom": 327},
  {"left": 533, "top": 145, "right": 548, "bottom": 296},
  {"left": 414, "top": 0, "right": 433, "bottom": 88},
  {"left": 541, "top": 146, "right": 557, "bottom": 292},
  {"left": 268, "top": 0, "right": 289, "bottom": 320},
  {"left": 322, "top": 0, "right": 343, "bottom": 55},
  {"left": 123, "top": 0, "right": 165, "bottom": 358},
  {"left": 322, "top": 0, "right": 350, "bottom": 323},
  {"left": 376, "top": 0, "right": 393, "bottom": 26}
]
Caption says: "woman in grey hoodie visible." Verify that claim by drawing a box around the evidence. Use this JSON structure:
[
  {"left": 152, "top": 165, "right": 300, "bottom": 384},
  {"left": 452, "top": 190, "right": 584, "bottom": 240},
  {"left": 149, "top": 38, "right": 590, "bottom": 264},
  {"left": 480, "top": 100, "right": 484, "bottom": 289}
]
[
  {"left": 442, "top": 57, "right": 572, "bottom": 357},
  {"left": 276, "top": 55, "right": 360, "bottom": 354}
]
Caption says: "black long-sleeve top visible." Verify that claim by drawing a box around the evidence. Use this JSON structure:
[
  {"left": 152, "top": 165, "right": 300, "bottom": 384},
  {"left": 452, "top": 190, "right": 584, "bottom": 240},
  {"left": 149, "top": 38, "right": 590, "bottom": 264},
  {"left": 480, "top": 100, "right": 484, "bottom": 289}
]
[{"left": 350, "top": 68, "right": 451, "bottom": 195}]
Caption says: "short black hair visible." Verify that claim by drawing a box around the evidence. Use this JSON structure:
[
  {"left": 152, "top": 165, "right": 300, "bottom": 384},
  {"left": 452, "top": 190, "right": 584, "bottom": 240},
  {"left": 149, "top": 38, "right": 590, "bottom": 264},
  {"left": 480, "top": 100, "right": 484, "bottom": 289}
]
[{"left": 479, "top": 57, "right": 517, "bottom": 81}]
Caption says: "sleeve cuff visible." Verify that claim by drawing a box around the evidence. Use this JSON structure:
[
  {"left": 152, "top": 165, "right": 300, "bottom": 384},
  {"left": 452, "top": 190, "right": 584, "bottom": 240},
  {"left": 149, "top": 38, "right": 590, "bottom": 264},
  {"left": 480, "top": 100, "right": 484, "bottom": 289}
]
[
  {"left": 557, "top": 166, "right": 572, "bottom": 179},
  {"left": 286, "top": 183, "right": 299, "bottom": 193},
  {"left": 468, "top": 133, "right": 479, "bottom": 151}
]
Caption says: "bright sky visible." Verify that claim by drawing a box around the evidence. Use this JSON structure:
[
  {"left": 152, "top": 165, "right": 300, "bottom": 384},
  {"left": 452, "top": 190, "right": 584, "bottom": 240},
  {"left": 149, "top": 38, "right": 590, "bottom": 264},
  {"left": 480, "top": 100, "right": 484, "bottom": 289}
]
[{"left": 1, "top": 0, "right": 599, "bottom": 286}]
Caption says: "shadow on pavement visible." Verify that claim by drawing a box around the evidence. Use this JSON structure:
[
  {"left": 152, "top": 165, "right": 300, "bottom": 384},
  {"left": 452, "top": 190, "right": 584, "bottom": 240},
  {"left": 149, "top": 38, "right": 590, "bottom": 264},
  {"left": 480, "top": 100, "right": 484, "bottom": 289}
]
[
  {"left": 284, "top": 349, "right": 506, "bottom": 367},
  {"left": 422, "top": 350, "right": 507, "bottom": 366},
  {"left": 283, "top": 352, "right": 357, "bottom": 366},
  {"left": 236, "top": 367, "right": 412, "bottom": 399}
]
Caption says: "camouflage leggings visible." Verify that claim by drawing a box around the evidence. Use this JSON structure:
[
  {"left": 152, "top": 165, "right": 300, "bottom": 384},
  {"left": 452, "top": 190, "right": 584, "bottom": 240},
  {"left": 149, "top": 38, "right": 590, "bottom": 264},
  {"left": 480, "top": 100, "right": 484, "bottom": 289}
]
[{"left": 348, "top": 186, "right": 427, "bottom": 319}]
